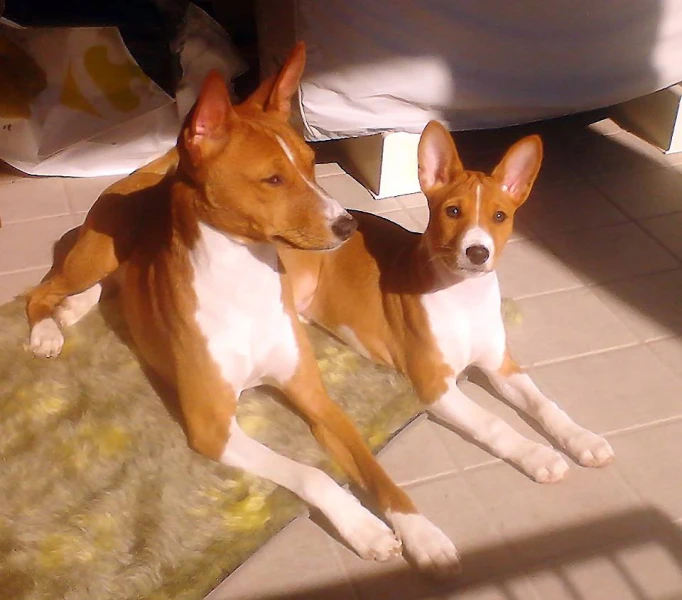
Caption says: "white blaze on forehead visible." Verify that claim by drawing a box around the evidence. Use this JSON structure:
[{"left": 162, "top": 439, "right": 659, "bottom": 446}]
[
  {"left": 274, "top": 134, "right": 347, "bottom": 220},
  {"left": 475, "top": 183, "right": 482, "bottom": 225}
]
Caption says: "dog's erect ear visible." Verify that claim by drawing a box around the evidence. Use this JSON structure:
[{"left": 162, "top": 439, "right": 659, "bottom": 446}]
[
  {"left": 247, "top": 42, "right": 306, "bottom": 119},
  {"left": 184, "top": 70, "right": 234, "bottom": 163},
  {"left": 245, "top": 73, "right": 278, "bottom": 112},
  {"left": 492, "top": 135, "right": 543, "bottom": 206},
  {"left": 417, "top": 121, "right": 463, "bottom": 195}
]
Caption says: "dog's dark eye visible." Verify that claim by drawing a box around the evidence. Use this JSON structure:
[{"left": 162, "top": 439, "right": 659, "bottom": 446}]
[
  {"left": 445, "top": 205, "right": 461, "bottom": 218},
  {"left": 262, "top": 174, "right": 283, "bottom": 185},
  {"left": 493, "top": 210, "right": 507, "bottom": 223}
]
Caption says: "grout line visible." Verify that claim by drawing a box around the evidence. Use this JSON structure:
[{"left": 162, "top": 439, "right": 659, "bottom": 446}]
[
  {"left": 0, "top": 265, "right": 50, "bottom": 277},
  {"left": 583, "top": 161, "right": 665, "bottom": 180},
  {"left": 645, "top": 338, "right": 682, "bottom": 383},
  {"left": 402, "top": 412, "right": 682, "bottom": 485},
  {"left": 631, "top": 219, "right": 682, "bottom": 266},
  {"left": 311, "top": 522, "right": 362, "bottom": 600},
  {"left": 525, "top": 340, "right": 643, "bottom": 369},
  {"left": 313, "top": 170, "right": 343, "bottom": 180},
  {"left": 401, "top": 466, "right": 470, "bottom": 490},
  {"left": 508, "top": 282, "right": 585, "bottom": 302},
  {"left": 507, "top": 264, "right": 682, "bottom": 302},
  {"left": 527, "top": 219, "right": 630, "bottom": 242},
  {"left": 601, "top": 413, "right": 682, "bottom": 439},
  {"left": 581, "top": 174, "right": 682, "bottom": 255},
  {"left": 395, "top": 464, "right": 463, "bottom": 489},
  {"left": 432, "top": 414, "right": 682, "bottom": 481},
  {"left": 0, "top": 215, "right": 71, "bottom": 227},
  {"left": 0, "top": 212, "right": 73, "bottom": 227}
]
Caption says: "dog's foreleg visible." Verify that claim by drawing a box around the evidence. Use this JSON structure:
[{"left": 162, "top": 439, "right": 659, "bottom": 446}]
[
  {"left": 221, "top": 417, "right": 404, "bottom": 562},
  {"left": 481, "top": 351, "right": 614, "bottom": 468},
  {"left": 176, "top": 356, "right": 404, "bottom": 565},
  {"left": 427, "top": 377, "right": 570, "bottom": 483},
  {"left": 279, "top": 326, "right": 461, "bottom": 578}
]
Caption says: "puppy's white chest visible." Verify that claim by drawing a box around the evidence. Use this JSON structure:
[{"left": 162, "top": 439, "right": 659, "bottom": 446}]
[
  {"left": 190, "top": 224, "right": 299, "bottom": 391},
  {"left": 420, "top": 272, "right": 505, "bottom": 372}
]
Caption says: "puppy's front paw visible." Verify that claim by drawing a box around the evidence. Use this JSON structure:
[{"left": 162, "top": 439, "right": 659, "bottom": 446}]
[
  {"left": 29, "top": 318, "right": 64, "bottom": 358},
  {"left": 517, "top": 442, "right": 570, "bottom": 483},
  {"left": 565, "top": 430, "right": 614, "bottom": 468}
]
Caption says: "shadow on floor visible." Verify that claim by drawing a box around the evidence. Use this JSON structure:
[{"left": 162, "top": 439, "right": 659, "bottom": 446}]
[{"left": 238, "top": 506, "right": 681, "bottom": 600}]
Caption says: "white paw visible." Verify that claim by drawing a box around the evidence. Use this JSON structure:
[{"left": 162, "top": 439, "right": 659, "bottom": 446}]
[
  {"left": 517, "top": 442, "right": 570, "bottom": 484},
  {"left": 29, "top": 318, "right": 64, "bottom": 358},
  {"left": 337, "top": 504, "right": 402, "bottom": 561},
  {"left": 564, "top": 430, "right": 615, "bottom": 468},
  {"left": 388, "top": 512, "right": 461, "bottom": 579}
]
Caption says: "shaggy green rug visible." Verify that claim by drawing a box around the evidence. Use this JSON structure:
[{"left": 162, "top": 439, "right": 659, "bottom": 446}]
[{"left": 0, "top": 296, "right": 423, "bottom": 600}]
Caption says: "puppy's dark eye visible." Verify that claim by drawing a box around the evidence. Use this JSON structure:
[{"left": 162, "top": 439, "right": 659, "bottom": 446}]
[
  {"left": 445, "top": 205, "right": 461, "bottom": 218},
  {"left": 262, "top": 174, "right": 283, "bottom": 185},
  {"left": 493, "top": 210, "right": 507, "bottom": 223}
]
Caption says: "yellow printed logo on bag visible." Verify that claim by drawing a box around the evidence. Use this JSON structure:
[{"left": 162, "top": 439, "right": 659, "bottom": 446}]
[
  {"left": 84, "top": 45, "right": 147, "bottom": 112},
  {"left": 61, "top": 44, "right": 148, "bottom": 116}
]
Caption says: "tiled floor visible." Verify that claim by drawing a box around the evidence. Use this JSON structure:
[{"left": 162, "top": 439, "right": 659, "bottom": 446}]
[{"left": 3, "top": 115, "right": 682, "bottom": 600}]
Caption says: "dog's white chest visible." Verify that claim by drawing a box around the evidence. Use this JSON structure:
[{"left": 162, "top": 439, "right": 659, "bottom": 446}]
[
  {"left": 420, "top": 272, "right": 505, "bottom": 373},
  {"left": 190, "top": 223, "right": 299, "bottom": 392}
]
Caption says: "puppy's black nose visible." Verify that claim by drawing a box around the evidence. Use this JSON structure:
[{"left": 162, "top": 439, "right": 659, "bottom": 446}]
[
  {"left": 331, "top": 214, "right": 358, "bottom": 241},
  {"left": 465, "top": 244, "right": 490, "bottom": 265}
]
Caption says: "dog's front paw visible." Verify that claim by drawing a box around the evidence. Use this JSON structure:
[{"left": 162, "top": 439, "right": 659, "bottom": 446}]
[
  {"left": 388, "top": 512, "right": 461, "bottom": 579},
  {"left": 339, "top": 506, "right": 402, "bottom": 561},
  {"left": 564, "top": 430, "right": 614, "bottom": 468},
  {"left": 517, "top": 442, "right": 570, "bottom": 483},
  {"left": 28, "top": 318, "right": 64, "bottom": 358}
]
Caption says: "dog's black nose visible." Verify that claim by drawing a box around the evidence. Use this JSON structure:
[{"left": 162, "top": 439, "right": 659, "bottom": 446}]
[
  {"left": 465, "top": 244, "right": 490, "bottom": 266},
  {"left": 331, "top": 214, "right": 358, "bottom": 241}
]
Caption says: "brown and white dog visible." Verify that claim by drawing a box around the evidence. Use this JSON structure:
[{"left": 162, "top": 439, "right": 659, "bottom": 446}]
[
  {"left": 281, "top": 121, "right": 615, "bottom": 484},
  {"left": 25, "top": 46, "right": 460, "bottom": 576}
]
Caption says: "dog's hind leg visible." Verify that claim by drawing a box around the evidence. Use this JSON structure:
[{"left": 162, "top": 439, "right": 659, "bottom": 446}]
[
  {"left": 27, "top": 224, "right": 121, "bottom": 358},
  {"left": 56, "top": 283, "right": 103, "bottom": 327}
]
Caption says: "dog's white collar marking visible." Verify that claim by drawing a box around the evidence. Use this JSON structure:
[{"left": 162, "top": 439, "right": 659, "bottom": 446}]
[
  {"left": 274, "top": 134, "right": 346, "bottom": 221},
  {"left": 421, "top": 271, "right": 504, "bottom": 373},
  {"left": 190, "top": 222, "right": 299, "bottom": 391}
]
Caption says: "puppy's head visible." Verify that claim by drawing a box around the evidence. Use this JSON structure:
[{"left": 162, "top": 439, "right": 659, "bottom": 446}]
[
  {"left": 418, "top": 121, "right": 542, "bottom": 277},
  {"left": 178, "top": 43, "right": 355, "bottom": 250}
]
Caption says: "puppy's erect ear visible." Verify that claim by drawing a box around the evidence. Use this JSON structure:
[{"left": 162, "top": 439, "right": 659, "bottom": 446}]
[
  {"left": 417, "top": 121, "right": 463, "bottom": 195},
  {"left": 492, "top": 135, "right": 543, "bottom": 206},
  {"left": 184, "top": 70, "right": 234, "bottom": 163},
  {"left": 246, "top": 42, "right": 306, "bottom": 119}
]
